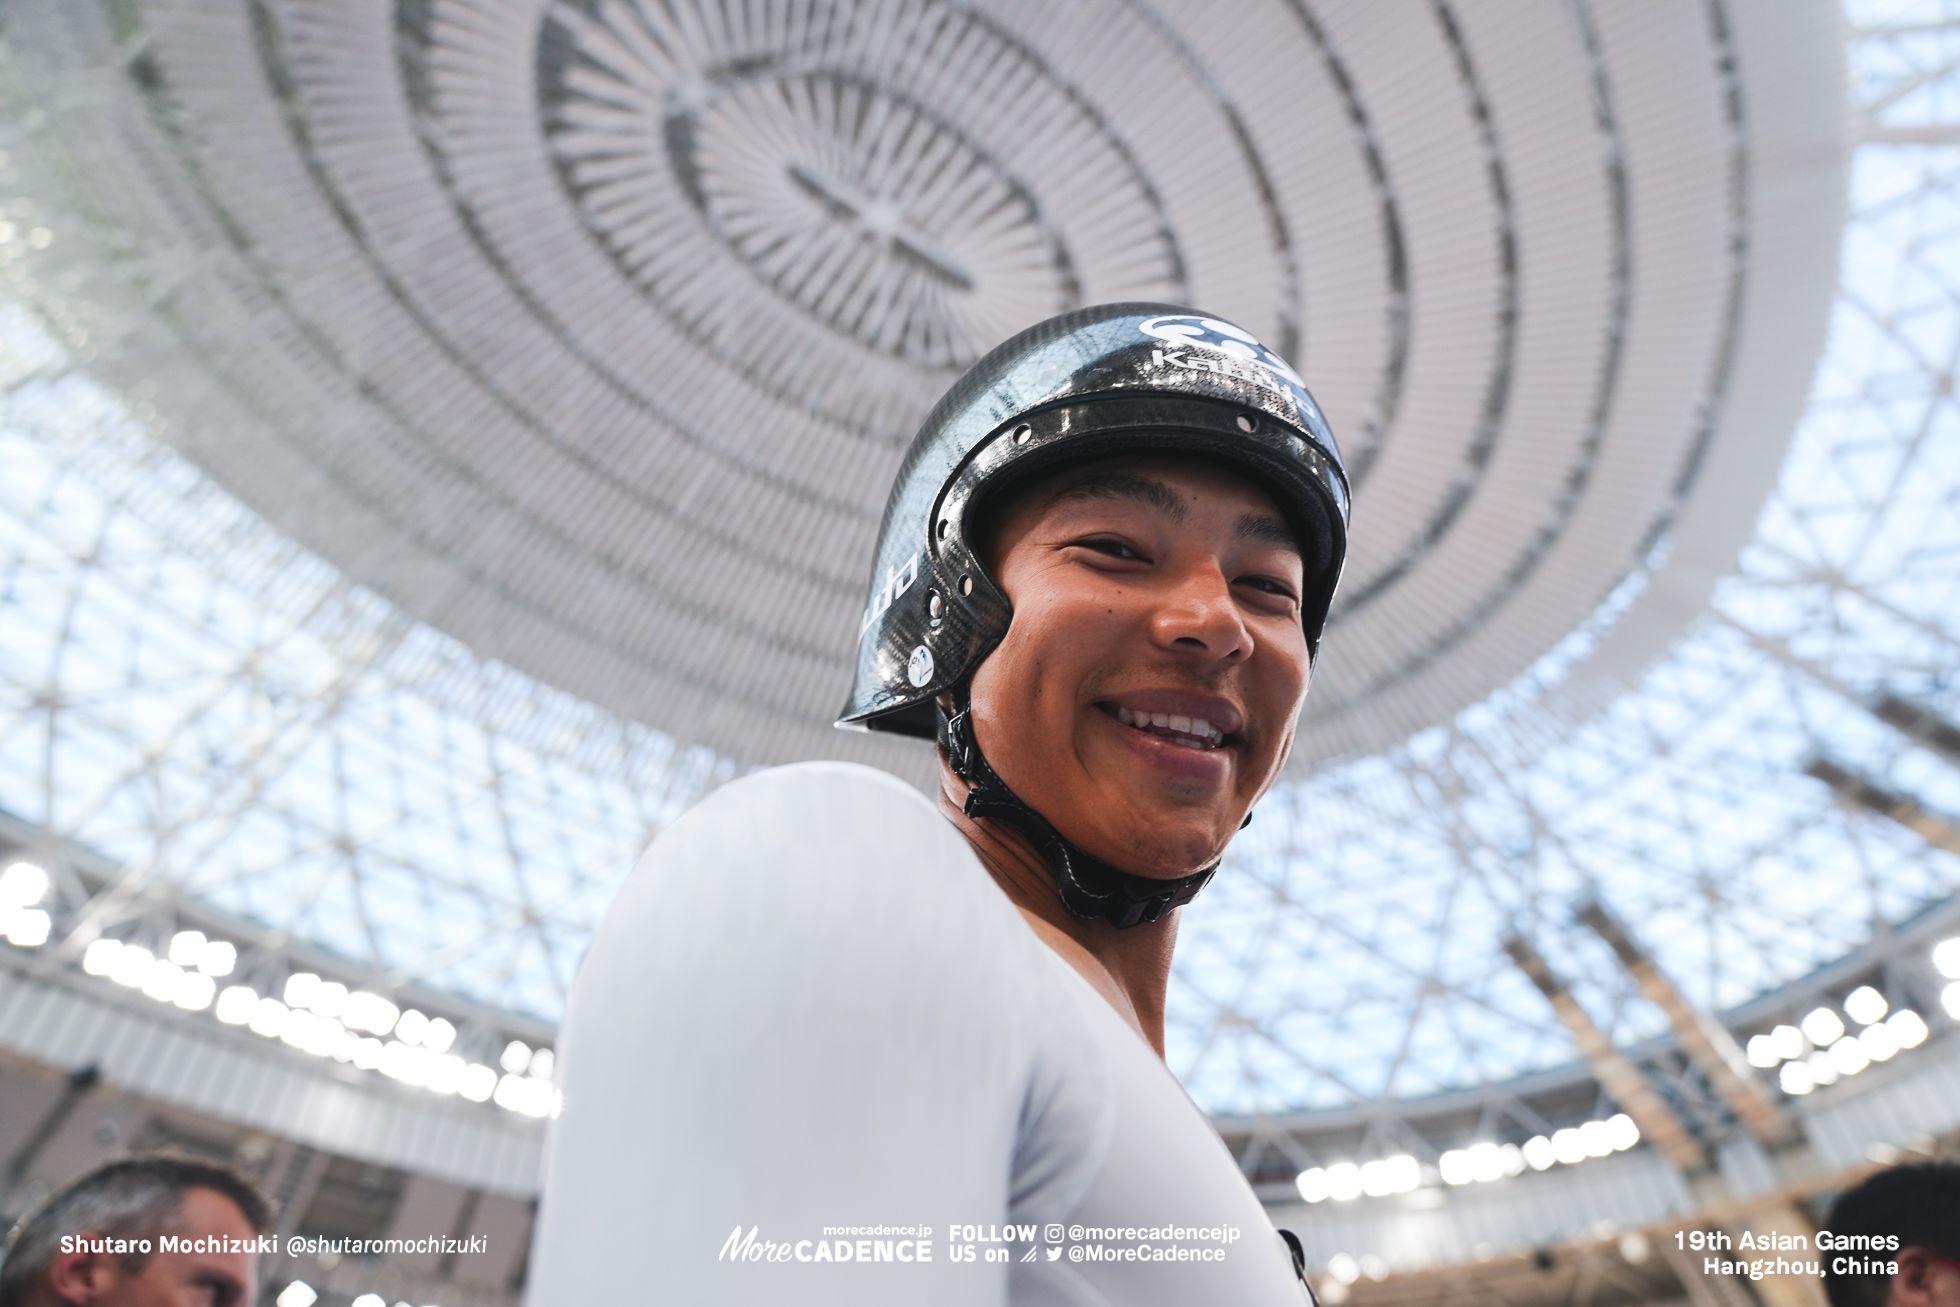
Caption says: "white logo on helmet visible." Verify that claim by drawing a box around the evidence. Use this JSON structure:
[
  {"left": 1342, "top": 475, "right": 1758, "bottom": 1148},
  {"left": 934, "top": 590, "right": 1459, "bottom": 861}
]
[
  {"left": 906, "top": 644, "right": 935, "bottom": 688},
  {"left": 1138, "top": 314, "right": 1306, "bottom": 390},
  {"left": 859, "top": 554, "right": 921, "bottom": 636}
]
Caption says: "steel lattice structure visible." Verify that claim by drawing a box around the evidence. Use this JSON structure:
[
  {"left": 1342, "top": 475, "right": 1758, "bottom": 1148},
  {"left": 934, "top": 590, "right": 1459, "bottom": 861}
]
[{"left": 0, "top": 332, "right": 733, "bottom": 1020}]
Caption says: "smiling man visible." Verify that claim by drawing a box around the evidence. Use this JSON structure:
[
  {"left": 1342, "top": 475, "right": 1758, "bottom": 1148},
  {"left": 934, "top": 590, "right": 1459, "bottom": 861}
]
[
  {"left": 528, "top": 304, "right": 1349, "bottom": 1306},
  {"left": 940, "top": 453, "right": 1318, "bottom": 1056}
]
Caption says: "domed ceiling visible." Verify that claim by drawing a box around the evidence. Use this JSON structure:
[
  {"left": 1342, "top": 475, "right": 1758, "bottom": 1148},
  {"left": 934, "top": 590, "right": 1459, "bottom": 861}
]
[{"left": 0, "top": 0, "right": 1842, "bottom": 775}]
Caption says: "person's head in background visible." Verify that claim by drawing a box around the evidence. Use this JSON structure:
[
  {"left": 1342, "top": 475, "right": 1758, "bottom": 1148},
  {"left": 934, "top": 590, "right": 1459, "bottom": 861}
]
[
  {"left": 0, "top": 1153, "right": 271, "bottom": 1307},
  {"left": 1824, "top": 1162, "right": 1960, "bottom": 1307}
]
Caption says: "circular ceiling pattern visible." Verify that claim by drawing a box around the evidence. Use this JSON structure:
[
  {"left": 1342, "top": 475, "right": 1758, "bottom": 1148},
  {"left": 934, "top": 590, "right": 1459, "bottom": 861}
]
[
  {"left": 537, "top": 3, "right": 1147, "bottom": 372},
  {"left": 0, "top": 0, "right": 1841, "bottom": 774}
]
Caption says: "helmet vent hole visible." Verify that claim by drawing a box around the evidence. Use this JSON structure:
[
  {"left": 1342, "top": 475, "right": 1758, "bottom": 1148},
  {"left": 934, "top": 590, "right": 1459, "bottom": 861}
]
[
  {"left": 937, "top": 518, "right": 950, "bottom": 539},
  {"left": 1012, "top": 423, "right": 1032, "bottom": 445},
  {"left": 1236, "top": 413, "right": 1257, "bottom": 433},
  {"left": 959, "top": 575, "right": 974, "bottom": 596}
]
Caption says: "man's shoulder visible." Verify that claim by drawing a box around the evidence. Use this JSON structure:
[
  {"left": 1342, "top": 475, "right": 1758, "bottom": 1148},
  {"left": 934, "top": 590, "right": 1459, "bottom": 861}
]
[
  {"left": 695, "top": 760, "right": 936, "bottom": 820},
  {"left": 642, "top": 760, "right": 987, "bottom": 912},
  {"left": 591, "top": 759, "right": 1037, "bottom": 1004},
  {"left": 672, "top": 761, "right": 943, "bottom": 852}
]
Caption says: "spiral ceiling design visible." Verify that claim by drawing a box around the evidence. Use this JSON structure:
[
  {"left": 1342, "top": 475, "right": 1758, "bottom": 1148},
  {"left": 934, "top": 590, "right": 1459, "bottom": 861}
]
[{"left": 0, "top": 0, "right": 1840, "bottom": 775}]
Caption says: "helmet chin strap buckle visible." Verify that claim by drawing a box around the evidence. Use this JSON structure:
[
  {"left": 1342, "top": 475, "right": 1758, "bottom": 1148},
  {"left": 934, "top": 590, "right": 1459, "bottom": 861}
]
[{"left": 938, "top": 692, "right": 1218, "bottom": 930}]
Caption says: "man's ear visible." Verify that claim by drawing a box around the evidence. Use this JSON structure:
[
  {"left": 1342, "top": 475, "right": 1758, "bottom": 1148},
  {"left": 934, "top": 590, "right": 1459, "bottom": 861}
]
[
  {"left": 43, "top": 1239, "right": 119, "bottom": 1304},
  {"left": 1892, "top": 1248, "right": 1945, "bottom": 1307}
]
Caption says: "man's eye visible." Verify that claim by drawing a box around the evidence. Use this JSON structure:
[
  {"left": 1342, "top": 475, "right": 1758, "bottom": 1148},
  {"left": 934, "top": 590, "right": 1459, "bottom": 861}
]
[
  {"left": 1078, "top": 538, "right": 1145, "bottom": 561},
  {"left": 1237, "top": 576, "right": 1297, "bottom": 601}
]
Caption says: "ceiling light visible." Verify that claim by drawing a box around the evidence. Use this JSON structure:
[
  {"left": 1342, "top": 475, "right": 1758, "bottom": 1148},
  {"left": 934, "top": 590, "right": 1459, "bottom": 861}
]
[
  {"left": 278, "top": 1010, "right": 315, "bottom": 1052},
  {"left": 1578, "top": 1120, "right": 1615, "bottom": 1158},
  {"left": 1744, "top": 1034, "right": 1780, "bottom": 1067},
  {"left": 492, "top": 1073, "right": 556, "bottom": 1118},
  {"left": 299, "top": 1013, "right": 345, "bottom": 1058},
  {"left": 3, "top": 907, "right": 49, "bottom": 947},
  {"left": 215, "top": 985, "right": 258, "bottom": 1024},
  {"left": 0, "top": 862, "right": 48, "bottom": 907},
  {"left": 1296, "top": 1167, "right": 1331, "bottom": 1203},
  {"left": 458, "top": 1063, "right": 498, "bottom": 1103},
  {"left": 352, "top": 1296, "right": 385, "bottom": 1307},
  {"left": 198, "top": 940, "right": 237, "bottom": 977},
  {"left": 343, "top": 992, "right": 400, "bottom": 1036},
  {"left": 1887, "top": 1009, "right": 1929, "bottom": 1048},
  {"left": 500, "top": 1040, "right": 532, "bottom": 1073},
  {"left": 1932, "top": 937, "right": 1960, "bottom": 979},
  {"left": 427, "top": 1053, "right": 467, "bottom": 1095},
  {"left": 528, "top": 1048, "right": 554, "bottom": 1080},
  {"left": 275, "top": 1282, "right": 317, "bottom": 1307},
  {"left": 1327, "top": 1254, "right": 1360, "bottom": 1286},
  {"left": 395, "top": 1008, "right": 431, "bottom": 1046},
  {"left": 1361, "top": 1254, "right": 1390, "bottom": 1282},
  {"left": 1467, "top": 1141, "right": 1505, "bottom": 1183},
  {"left": 173, "top": 971, "right": 216, "bottom": 1012},
  {"left": 1522, "top": 1136, "right": 1556, "bottom": 1171},
  {"left": 1769, "top": 1023, "right": 1807, "bottom": 1061},
  {"left": 1382, "top": 1154, "right": 1420, "bottom": 1194},
  {"left": 1778, "top": 1061, "right": 1814, "bottom": 1095},
  {"left": 1858, "top": 1021, "right": 1899, "bottom": 1062},
  {"left": 82, "top": 939, "right": 120, "bottom": 975},
  {"left": 1804, "top": 1049, "right": 1838, "bottom": 1086},
  {"left": 1325, "top": 1162, "right": 1364, "bottom": 1201},
  {"left": 1499, "top": 1143, "right": 1526, "bottom": 1177},
  {"left": 168, "top": 930, "right": 206, "bottom": 966},
  {"left": 1550, "top": 1128, "right": 1587, "bottom": 1165},
  {"left": 1604, "top": 1114, "right": 1640, "bottom": 1150},
  {"left": 1944, "top": 982, "right": 1960, "bottom": 1020},
  {"left": 351, "top": 1037, "right": 386, "bottom": 1071},
  {"left": 109, "top": 945, "right": 153, "bottom": 988},
  {"left": 284, "top": 973, "right": 321, "bottom": 1009},
  {"left": 422, "top": 1017, "right": 457, "bottom": 1055},
  {"left": 141, "top": 960, "right": 185, "bottom": 1003},
  {"left": 381, "top": 1041, "right": 434, "bottom": 1087},
  {"left": 1438, "top": 1151, "right": 1474, "bottom": 1186},
  {"left": 1828, "top": 1036, "right": 1870, "bottom": 1077},
  {"left": 248, "top": 997, "right": 288, "bottom": 1038},
  {"left": 1843, "top": 985, "right": 1888, "bottom": 1025},
  {"left": 1800, "top": 1007, "right": 1845, "bottom": 1047},
  {"left": 308, "top": 981, "right": 348, "bottom": 1019}
]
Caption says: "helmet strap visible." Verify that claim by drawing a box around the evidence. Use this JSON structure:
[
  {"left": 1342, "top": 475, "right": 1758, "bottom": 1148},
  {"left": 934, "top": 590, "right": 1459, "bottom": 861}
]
[{"left": 937, "top": 687, "right": 1217, "bottom": 929}]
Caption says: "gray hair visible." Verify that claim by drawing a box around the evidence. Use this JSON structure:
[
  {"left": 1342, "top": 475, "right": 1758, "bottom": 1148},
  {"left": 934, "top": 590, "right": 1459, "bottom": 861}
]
[{"left": 0, "top": 1153, "right": 272, "bottom": 1307}]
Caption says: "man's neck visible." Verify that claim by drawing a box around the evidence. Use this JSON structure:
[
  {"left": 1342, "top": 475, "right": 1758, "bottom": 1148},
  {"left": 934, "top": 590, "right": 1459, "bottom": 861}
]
[{"left": 937, "top": 771, "right": 1179, "bottom": 1058}]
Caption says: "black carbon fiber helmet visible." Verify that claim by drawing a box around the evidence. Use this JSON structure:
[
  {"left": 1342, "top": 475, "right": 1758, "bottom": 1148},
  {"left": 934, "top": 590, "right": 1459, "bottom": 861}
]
[{"left": 838, "top": 302, "right": 1350, "bottom": 740}]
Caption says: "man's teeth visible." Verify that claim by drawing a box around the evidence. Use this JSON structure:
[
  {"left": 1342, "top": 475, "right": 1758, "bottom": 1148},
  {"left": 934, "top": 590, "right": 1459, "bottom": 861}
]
[{"left": 1113, "top": 705, "right": 1226, "bottom": 747}]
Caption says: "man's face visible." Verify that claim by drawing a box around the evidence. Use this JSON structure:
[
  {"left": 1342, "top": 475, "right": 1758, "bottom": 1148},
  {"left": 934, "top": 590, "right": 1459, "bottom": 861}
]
[
  {"left": 43, "top": 1188, "right": 258, "bottom": 1307},
  {"left": 966, "top": 454, "right": 1313, "bottom": 877},
  {"left": 1892, "top": 1248, "right": 1960, "bottom": 1307}
]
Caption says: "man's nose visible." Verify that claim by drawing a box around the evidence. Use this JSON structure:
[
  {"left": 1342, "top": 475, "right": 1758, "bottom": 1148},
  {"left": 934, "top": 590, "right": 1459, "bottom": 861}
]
[{"left": 1150, "top": 564, "right": 1252, "bottom": 662}]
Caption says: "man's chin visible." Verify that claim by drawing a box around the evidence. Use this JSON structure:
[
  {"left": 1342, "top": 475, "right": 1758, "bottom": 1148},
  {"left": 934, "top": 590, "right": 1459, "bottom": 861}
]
[{"left": 1077, "top": 800, "right": 1233, "bottom": 877}]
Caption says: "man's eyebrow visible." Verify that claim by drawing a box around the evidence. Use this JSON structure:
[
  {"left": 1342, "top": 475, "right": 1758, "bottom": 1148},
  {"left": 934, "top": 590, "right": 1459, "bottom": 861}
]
[
  {"left": 1044, "top": 473, "right": 1299, "bottom": 555},
  {"left": 1234, "top": 510, "right": 1299, "bottom": 555},
  {"left": 1047, "top": 471, "right": 1187, "bottom": 522}
]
